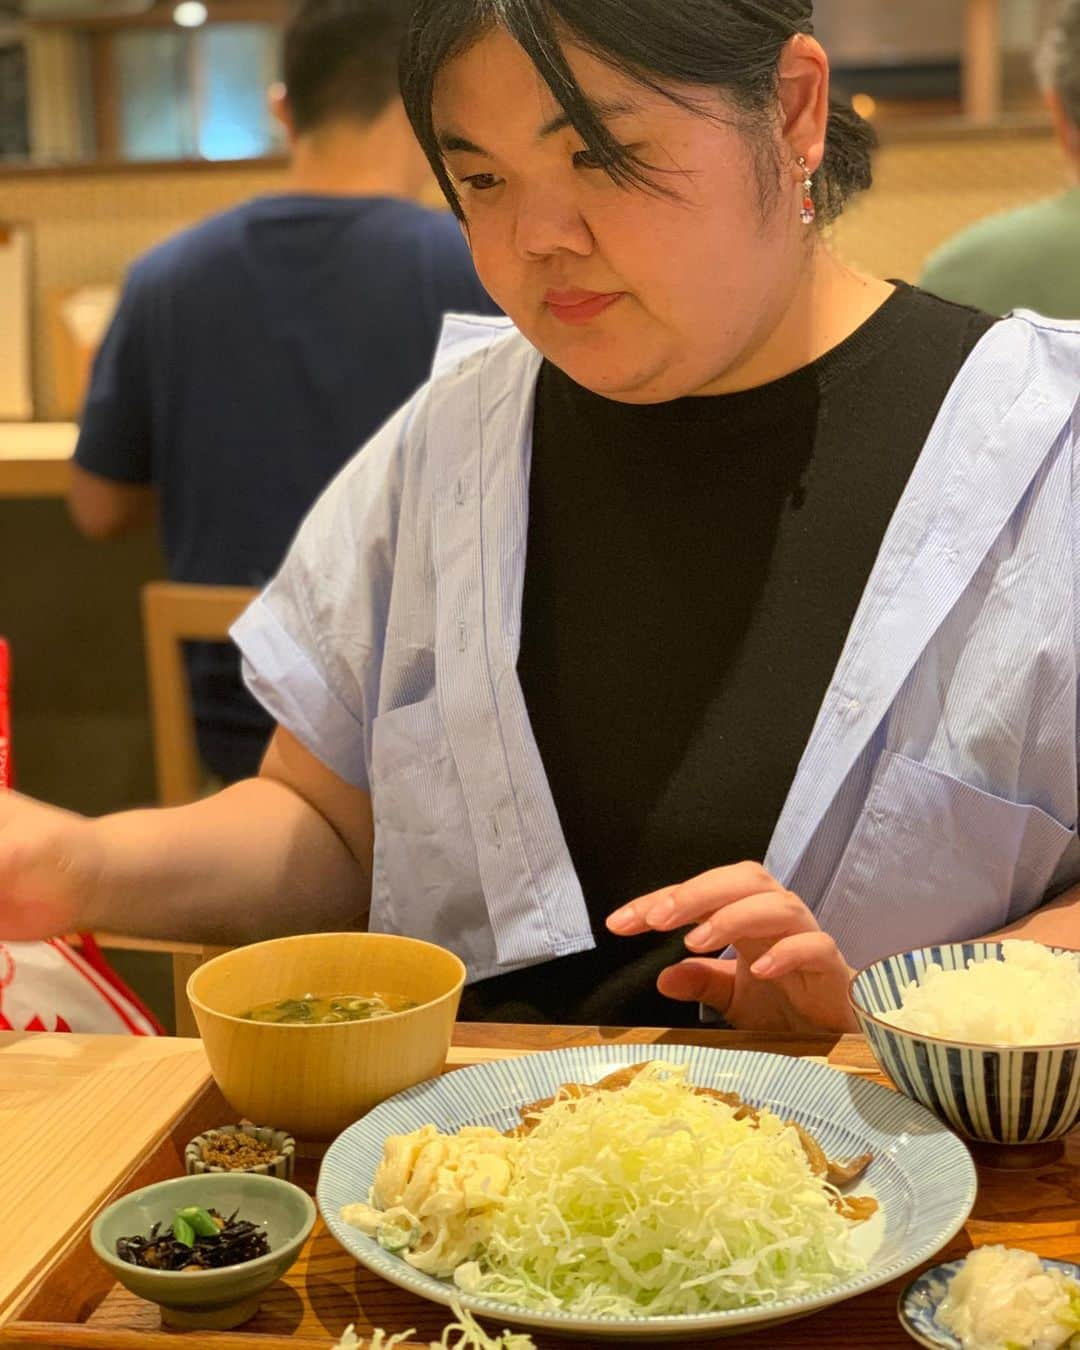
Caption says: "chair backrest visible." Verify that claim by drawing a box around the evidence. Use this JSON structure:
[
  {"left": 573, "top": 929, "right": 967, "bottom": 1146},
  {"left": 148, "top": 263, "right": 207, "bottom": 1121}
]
[
  {"left": 141, "top": 581, "right": 259, "bottom": 808},
  {"left": 138, "top": 582, "right": 257, "bottom": 1034}
]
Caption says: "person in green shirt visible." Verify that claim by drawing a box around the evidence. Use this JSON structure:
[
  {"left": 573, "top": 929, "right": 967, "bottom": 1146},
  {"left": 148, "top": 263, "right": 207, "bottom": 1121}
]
[{"left": 920, "top": 0, "right": 1080, "bottom": 318}]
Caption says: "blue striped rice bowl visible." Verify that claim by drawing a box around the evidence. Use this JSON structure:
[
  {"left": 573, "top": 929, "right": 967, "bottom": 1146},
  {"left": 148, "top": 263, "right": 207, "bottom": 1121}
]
[{"left": 849, "top": 942, "right": 1080, "bottom": 1145}]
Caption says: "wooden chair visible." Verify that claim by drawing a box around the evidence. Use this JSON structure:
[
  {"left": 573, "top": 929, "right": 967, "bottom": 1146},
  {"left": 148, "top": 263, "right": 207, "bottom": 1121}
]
[
  {"left": 131, "top": 581, "right": 259, "bottom": 1033},
  {"left": 141, "top": 581, "right": 259, "bottom": 808}
]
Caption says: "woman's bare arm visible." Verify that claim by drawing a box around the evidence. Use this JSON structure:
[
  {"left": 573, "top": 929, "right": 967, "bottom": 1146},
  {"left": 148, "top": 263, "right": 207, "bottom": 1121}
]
[
  {"left": 0, "top": 728, "right": 373, "bottom": 947},
  {"left": 989, "top": 884, "right": 1080, "bottom": 948}
]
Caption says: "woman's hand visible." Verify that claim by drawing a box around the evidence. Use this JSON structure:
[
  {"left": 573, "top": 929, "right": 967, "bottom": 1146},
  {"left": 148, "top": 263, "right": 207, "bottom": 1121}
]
[
  {"left": 607, "top": 862, "right": 856, "bottom": 1033},
  {"left": 0, "top": 791, "right": 100, "bottom": 940}
]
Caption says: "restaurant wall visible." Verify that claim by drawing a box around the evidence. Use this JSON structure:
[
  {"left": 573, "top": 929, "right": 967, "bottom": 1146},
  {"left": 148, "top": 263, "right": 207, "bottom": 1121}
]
[{"left": 829, "top": 130, "right": 1065, "bottom": 282}]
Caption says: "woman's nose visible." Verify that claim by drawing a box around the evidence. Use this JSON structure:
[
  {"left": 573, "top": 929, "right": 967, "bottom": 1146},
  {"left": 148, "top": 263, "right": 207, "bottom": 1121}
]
[{"left": 513, "top": 189, "right": 594, "bottom": 260}]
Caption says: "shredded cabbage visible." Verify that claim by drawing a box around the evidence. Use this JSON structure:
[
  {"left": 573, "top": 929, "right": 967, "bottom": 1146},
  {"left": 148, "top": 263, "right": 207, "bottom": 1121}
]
[
  {"left": 453, "top": 1061, "right": 863, "bottom": 1317},
  {"left": 332, "top": 1300, "right": 537, "bottom": 1349}
]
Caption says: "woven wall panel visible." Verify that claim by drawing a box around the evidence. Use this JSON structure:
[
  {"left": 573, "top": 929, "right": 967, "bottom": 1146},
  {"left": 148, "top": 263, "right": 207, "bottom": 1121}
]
[{"left": 829, "top": 133, "right": 1066, "bottom": 280}]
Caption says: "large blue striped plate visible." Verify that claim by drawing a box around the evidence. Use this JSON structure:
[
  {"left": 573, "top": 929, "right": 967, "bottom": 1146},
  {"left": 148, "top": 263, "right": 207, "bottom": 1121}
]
[
  {"left": 317, "top": 1044, "right": 977, "bottom": 1340},
  {"left": 898, "top": 1256, "right": 1080, "bottom": 1347}
]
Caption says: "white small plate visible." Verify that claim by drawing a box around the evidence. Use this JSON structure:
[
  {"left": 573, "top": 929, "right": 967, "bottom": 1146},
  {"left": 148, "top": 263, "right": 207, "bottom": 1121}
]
[
  {"left": 898, "top": 1255, "right": 1080, "bottom": 1348},
  {"left": 318, "top": 1044, "right": 977, "bottom": 1341}
]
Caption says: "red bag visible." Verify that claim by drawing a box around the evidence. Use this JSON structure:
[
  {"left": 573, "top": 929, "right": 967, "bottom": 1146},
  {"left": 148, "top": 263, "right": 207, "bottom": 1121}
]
[{"left": 0, "top": 638, "right": 164, "bottom": 1035}]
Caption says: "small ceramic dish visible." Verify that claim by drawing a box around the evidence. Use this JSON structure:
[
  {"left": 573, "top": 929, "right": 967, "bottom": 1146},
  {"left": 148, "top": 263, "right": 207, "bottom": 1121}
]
[
  {"left": 91, "top": 1171, "right": 315, "bottom": 1330},
  {"left": 898, "top": 1255, "right": 1080, "bottom": 1347},
  {"left": 185, "top": 1123, "right": 296, "bottom": 1179}
]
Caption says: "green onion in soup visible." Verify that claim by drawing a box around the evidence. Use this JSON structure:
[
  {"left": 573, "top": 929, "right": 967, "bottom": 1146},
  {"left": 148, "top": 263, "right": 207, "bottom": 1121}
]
[{"left": 240, "top": 992, "right": 417, "bottom": 1024}]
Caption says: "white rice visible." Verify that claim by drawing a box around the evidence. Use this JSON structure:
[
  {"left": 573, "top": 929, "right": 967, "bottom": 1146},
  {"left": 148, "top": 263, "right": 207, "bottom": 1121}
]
[{"left": 881, "top": 940, "right": 1080, "bottom": 1045}]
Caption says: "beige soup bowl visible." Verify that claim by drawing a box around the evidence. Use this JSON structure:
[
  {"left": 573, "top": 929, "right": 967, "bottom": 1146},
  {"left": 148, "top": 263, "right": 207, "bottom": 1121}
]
[{"left": 187, "top": 932, "right": 466, "bottom": 1140}]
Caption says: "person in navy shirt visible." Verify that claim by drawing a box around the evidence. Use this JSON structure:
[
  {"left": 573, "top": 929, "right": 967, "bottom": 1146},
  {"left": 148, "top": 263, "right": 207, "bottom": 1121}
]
[{"left": 68, "top": 0, "right": 499, "bottom": 783}]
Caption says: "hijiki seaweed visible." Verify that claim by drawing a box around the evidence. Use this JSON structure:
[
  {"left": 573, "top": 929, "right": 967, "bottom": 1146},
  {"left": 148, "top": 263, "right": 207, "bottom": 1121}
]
[{"left": 116, "top": 1206, "right": 270, "bottom": 1271}]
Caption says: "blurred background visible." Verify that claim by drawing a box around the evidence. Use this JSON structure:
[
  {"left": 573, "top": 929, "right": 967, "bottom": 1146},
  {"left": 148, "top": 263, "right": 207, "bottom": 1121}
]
[{"left": 0, "top": 0, "right": 1068, "bottom": 811}]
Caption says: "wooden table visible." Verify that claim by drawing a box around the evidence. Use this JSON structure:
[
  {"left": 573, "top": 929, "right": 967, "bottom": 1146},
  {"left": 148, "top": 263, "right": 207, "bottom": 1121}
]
[
  {"left": 0, "top": 423, "right": 77, "bottom": 497},
  {"left": 2, "top": 1025, "right": 1078, "bottom": 1349}
]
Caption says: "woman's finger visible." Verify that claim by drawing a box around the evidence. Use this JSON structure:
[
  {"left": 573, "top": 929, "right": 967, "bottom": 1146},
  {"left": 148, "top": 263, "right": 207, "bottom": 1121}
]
[
  {"left": 656, "top": 956, "right": 737, "bottom": 1012},
  {"left": 605, "top": 881, "right": 682, "bottom": 935},
  {"left": 748, "top": 929, "right": 849, "bottom": 980},
  {"left": 683, "top": 890, "right": 817, "bottom": 953},
  {"left": 607, "top": 860, "right": 781, "bottom": 935}
]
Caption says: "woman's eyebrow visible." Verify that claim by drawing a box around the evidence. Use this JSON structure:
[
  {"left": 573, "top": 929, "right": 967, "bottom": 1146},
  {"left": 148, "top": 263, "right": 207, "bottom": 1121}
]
[
  {"left": 438, "top": 98, "right": 639, "bottom": 157},
  {"left": 537, "top": 99, "right": 638, "bottom": 138},
  {"left": 439, "top": 131, "right": 488, "bottom": 155}
]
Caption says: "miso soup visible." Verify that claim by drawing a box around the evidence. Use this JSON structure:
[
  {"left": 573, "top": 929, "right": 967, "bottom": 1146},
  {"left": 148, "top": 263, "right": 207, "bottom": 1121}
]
[{"left": 240, "top": 992, "right": 417, "bottom": 1024}]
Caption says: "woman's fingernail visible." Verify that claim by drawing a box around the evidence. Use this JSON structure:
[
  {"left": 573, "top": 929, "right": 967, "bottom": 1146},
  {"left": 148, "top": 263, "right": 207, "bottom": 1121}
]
[
  {"left": 686, "top": 922, "right": 713, "bottom": 949},
  {"left": 644, "top": 896, "right": 676, "bottom": 926},
  {"left": 751, "top": 955, "right": 775, "bottom": 976},
  {"left": 607, "top": 906, "right": 635, "bottom": 932}
]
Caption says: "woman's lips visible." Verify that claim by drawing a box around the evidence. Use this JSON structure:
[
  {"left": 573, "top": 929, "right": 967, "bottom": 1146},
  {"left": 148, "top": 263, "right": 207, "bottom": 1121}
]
[{"left": 544, "top": 289, "right": 624, "bottom": 325}]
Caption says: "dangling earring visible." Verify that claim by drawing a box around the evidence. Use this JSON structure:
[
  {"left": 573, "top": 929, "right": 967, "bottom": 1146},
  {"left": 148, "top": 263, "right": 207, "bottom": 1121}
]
[{"left": 798, "top": 156, "right": 816, "bottom": 226}]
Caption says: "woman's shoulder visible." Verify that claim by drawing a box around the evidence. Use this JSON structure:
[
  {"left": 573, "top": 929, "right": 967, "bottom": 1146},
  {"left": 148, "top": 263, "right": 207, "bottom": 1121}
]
[
  {"left": 981, "top": 307, "right": 1080, "bottom": 352},
  {"left": 955, "top": 308, "right": 1080, "bottom": 411},
  {"left": 429, "top": 311, "right": 524, "bottom": 380}
]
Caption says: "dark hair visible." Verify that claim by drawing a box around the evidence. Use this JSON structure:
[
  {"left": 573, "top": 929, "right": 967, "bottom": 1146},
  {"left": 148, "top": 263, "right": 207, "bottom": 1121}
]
[
  {"left": 400, "top": 0, "right": 875, "bottom": 224},
  {"left": 283, "top": 0, "right": 412, "bottom": 133},
  {"left": 1037, "top": 0, "right": 1080, "bottom": 127}
]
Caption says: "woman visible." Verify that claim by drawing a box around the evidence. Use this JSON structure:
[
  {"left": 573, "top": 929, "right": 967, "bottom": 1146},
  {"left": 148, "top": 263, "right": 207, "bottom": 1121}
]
[{"left": 2, "top": 0, "right": 1078, "bottom": 1033}]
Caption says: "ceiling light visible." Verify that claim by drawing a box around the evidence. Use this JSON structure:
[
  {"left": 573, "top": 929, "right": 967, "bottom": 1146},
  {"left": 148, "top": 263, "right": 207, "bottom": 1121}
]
[{"left": 172, "top": 0, "right": 207, "bottom": 26}]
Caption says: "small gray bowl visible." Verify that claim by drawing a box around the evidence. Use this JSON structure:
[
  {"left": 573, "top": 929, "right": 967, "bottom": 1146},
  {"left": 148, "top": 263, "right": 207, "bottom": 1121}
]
[
  {"left": 90, "top": 1172, "right": 315, "bottom": 1330},
  {"left": 185, "top": 1123, "right": 296, "bottom": 1179},
  {"left": 850, "top": 941, "right": 1080, "bottom": 1149}
]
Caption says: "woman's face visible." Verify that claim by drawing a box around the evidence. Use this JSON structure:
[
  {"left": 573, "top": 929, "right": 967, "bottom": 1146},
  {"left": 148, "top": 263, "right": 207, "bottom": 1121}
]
[{"left": 433, "top": 29, "right": 808, "bottom": 403}]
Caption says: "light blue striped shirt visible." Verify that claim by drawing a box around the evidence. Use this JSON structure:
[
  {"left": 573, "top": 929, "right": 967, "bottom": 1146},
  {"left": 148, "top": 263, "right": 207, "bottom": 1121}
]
[{"left": 233, "top": 309, "right": 1080, "bottom": 984}]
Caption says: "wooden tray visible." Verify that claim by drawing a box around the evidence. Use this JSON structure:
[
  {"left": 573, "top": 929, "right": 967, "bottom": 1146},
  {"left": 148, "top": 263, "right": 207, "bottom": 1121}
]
[{"left": 4, "top": 1032, "right": 1079, "bottom": 1350}]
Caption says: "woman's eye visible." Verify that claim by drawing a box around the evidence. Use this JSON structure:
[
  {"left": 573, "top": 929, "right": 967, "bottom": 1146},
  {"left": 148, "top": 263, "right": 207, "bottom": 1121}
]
[
  {"left": 573, "top": 143, "right": 643, "bottom": 172},
  {"left": 461, "top": 173, "right": 501, "bottom": 192}
]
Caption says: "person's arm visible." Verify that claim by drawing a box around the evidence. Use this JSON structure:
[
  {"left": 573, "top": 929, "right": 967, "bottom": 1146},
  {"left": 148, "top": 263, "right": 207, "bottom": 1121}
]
[
  {"left": 67, "top": 463, "right": 156, "bottom": 541},
  {"left": 0, "top": 727, "right": 373, "bottom": 947},
  {"left": 70, "top": 264, "right": 155, "bottom": 520},
  {"left": 988, "top": 885, "right": 1080, "bottom": 947}
]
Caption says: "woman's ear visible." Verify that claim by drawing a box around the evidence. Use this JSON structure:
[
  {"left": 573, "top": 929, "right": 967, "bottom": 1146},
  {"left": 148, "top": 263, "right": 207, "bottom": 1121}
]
[
  {"left": 776, "top": 33, "right": 830, "bottom": 176},
  {"left": 268, "top": 83, "right": 297, "bottom": 145},
  {"left": 1045, "top": 89, "right": 1080, "bottom": 162}
]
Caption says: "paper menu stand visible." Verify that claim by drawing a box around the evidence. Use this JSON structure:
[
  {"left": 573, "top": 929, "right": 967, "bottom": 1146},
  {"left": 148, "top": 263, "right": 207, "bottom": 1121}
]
[
  {"left": 52, "top": 282, "right": 120, "bottom": 419},
  {"left": 0, "top": 225, "right": 32, "bottom": 420}
]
